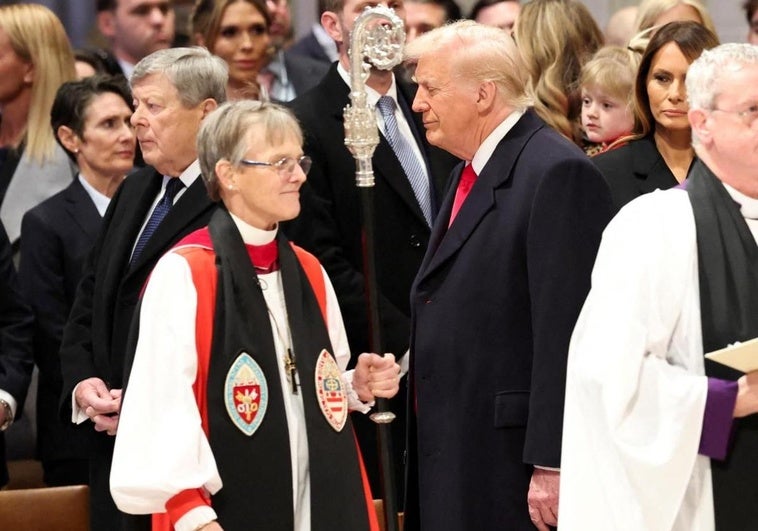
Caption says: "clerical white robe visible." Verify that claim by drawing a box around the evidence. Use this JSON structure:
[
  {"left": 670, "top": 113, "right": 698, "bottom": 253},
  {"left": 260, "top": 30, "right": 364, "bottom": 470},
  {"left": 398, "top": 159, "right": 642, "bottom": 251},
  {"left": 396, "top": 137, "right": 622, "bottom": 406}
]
[{"left": 560, "top": 188, "right": 715, "bottom": 531}]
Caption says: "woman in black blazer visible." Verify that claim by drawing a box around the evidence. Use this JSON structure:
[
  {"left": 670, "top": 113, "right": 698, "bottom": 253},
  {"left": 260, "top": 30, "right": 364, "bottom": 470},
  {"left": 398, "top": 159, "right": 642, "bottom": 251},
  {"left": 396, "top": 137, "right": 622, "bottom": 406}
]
[
  {"left": 18, "top": 75, "right": 135, "bottom": 487},
  {"left": 593, "top": 21, "right": 718, "bottom": 211}
]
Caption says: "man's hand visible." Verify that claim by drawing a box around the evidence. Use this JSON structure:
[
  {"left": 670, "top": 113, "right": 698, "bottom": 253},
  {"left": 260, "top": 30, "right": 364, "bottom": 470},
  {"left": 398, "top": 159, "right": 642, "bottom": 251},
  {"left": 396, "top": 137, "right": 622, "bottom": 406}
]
[
  {"left": 74, "top": 378, "right": 122, "bottom": 436},
  {"left": 735, "top": 371, "right": 758, "bottom": 417},
  {"left": 352, "top": 353, "right": 400, "bottom": 402},
  {"left": 527, "top": 468, "right": 559, "bottom": 531}
]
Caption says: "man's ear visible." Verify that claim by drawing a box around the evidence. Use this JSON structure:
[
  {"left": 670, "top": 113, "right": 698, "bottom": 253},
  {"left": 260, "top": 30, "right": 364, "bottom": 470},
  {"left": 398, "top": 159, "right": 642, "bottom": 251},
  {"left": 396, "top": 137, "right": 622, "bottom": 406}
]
[
  {"left": 200, "top": 98, "right": 219, "bottom": 119},
  {"left": 475, "top": 80, "right": 497, "bottom": 113},
  {"left": 689, "top": 108, "right": 711, "bottom": 146},
  {"left": 56, "top": 125, "right": 80, "bottom": 155},
  {"left": 321, "top": 11, "right": 342, "bottom": 44},
  {"left": 97, "top": 10, "right": 116, "bottom": 39}
]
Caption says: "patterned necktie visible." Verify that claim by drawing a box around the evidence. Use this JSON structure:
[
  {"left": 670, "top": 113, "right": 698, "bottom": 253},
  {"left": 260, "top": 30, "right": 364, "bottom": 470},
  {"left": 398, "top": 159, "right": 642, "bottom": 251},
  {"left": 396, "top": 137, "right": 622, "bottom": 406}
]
[
  {"left": 448, "top": 164, "right": 477, "bottom": 227},
  {"left": 131, "top": 177, "right": 185, "bottom": 263},
  {"left": 376, "top": 95, "right": 433, "bottom": 227}
]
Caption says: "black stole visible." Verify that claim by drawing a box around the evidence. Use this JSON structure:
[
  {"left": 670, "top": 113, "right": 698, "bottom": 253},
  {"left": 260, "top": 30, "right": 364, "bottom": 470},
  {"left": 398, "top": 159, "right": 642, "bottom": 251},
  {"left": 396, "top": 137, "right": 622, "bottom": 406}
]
[
  {"left": 687, "top": 160, "right": 758, "bottom": 529},
  {"left": 205, "top": 209, "right": 370, "bottom": 531}
]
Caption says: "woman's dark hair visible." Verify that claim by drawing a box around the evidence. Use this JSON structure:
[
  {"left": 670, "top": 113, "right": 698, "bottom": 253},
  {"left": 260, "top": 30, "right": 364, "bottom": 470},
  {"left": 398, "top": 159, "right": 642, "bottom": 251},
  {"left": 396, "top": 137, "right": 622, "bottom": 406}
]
[
  {"left": 631, "top": 21, "right": 719, "bottom": 137},
  {"left": 50, "top": 74, "right": 133, "bottom": 160}
]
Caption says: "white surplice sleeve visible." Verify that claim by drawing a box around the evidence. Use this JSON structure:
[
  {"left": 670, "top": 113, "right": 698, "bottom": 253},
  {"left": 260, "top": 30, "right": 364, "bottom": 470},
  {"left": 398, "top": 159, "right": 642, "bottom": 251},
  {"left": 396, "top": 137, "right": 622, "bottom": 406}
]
[
  {"left": 560, "top": 189, "right": 713, "bottom": 531},
  {"left": 110, "top": 252, "right": 222, "bottom": 517}
]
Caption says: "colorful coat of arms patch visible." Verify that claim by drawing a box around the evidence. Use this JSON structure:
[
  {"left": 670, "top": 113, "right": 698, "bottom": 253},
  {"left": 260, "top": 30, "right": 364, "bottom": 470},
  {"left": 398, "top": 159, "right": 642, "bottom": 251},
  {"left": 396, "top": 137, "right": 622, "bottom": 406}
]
[
  {"left": 224, "top": 352, "right": 268, "bottom": 436},
  {"left": 314, "top": 349, "right": 348, "bottom": 432}
]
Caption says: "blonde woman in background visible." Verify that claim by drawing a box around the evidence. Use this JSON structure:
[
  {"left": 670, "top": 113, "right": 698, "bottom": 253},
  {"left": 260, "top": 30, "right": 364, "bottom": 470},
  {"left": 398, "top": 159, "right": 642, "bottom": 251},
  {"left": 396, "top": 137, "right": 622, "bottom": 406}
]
[
  {"left": 515, "top": 0, "right": 604, "bottom": 145},
  {"left": 191, "top": 0, "right": 271, "bottom": 101},
  {"left": 0, "top": 4, "right": 76, "bottom": 246},
  {"left": 635, "top": 0, "right": 717, "bottom": 35}
]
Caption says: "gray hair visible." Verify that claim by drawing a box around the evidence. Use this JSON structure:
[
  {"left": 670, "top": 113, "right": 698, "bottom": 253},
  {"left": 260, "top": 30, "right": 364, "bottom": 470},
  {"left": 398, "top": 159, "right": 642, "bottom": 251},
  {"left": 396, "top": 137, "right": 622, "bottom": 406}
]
[
  {"left": 404, "top": 20, "right": 532, "bottom": 110},
  {"left": 197, "top": 100, "right": 303, "bottom": 201},
  {"left": 687, "top": 43, "right": 758, "bottom": 111},
  {"left": 131, "top": 47, "right": 228, "bottom": 108}
]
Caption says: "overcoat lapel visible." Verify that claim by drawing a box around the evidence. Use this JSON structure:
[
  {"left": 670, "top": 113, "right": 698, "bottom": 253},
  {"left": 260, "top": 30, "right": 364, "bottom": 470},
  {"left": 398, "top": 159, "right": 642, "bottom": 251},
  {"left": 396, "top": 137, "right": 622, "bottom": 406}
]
[
  {"left": 127, "top": 176, "right": 212, "bottom": 277},
  {"left": 417, "top": 111, "right": 540, "bottom": 282}
]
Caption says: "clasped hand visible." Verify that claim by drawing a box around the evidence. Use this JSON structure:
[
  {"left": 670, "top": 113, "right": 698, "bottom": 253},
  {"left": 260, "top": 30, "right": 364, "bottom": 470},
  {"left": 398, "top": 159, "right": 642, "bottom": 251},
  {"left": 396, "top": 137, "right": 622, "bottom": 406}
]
[
  {"left": 75, "top": 377, "right": 121, "bottom": 436},
  {"left": 352, "top": 353, "right": 401, "bottom": 403}
]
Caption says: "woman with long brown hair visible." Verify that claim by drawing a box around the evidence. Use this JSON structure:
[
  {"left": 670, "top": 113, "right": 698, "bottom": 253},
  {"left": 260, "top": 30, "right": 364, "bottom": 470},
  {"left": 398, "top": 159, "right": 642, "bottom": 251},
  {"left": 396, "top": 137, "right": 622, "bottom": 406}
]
[{"left": 593, "top": 21, "right": 719, "bottom": 211}]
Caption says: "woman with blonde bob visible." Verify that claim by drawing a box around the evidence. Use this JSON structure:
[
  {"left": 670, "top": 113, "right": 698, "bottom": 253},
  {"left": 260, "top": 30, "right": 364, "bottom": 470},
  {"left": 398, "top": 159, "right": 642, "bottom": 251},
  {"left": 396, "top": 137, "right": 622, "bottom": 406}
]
[
  {"left": 635, "top": 0, "right": 717, "bottom": 35},
  {"left": 0, "top": 4, "right": 76, "bottom": 245},
  {"left": 515, "top": 0, "right": 604, "bottom": 145}
]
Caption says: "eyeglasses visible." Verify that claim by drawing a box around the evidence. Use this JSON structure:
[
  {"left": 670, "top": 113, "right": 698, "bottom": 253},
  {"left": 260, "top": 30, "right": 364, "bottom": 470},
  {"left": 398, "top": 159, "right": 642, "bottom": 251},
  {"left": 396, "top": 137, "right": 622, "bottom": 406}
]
[
  {"left": 711, "top": 104, "right": 758, "bottom": 128},
  {"left": 239, "top": 155, "right": 312, "bottom": 178}
]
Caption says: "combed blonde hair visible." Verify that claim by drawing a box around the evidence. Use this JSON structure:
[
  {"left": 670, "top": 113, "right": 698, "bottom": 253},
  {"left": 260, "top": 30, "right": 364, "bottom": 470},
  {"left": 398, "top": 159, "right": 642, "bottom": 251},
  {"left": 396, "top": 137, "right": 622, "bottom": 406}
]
[
  {"left": 634, "top": 0, "right": 717, "bottom": 35},
  {"left": 404, "top": 20, "right": 532, "bottom": 111},
  {"left": 0, "top": 4, "right": 75, "bottom": 162},
  {"left": 515, "top": 0, "right": 603, "bottom": 144}
]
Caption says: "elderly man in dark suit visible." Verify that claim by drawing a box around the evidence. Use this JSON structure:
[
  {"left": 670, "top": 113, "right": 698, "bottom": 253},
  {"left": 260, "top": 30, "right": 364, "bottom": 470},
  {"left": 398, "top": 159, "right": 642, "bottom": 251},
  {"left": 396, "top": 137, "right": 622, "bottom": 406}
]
[
  {"left": 59, "top": 47, "right": 225, "bottom": 530},
  {"left": 282, "top": 0, "right": 459, "bottom": 503},
  {"left": 0, "top": 224, "right": 33, "bottom": 489},
  {"left": 402, "top": 21, "right": 613, "bottom": 531}
]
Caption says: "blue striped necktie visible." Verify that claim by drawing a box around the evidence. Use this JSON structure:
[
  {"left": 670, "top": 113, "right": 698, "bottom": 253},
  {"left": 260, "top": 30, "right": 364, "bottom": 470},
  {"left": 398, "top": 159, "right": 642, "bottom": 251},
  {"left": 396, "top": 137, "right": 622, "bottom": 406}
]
[
  {"left": 376, "top": 95, "right": 433, "bottom": 227},
  {"left": 131, "top": 177, "right": 185, "bottom": 263}
]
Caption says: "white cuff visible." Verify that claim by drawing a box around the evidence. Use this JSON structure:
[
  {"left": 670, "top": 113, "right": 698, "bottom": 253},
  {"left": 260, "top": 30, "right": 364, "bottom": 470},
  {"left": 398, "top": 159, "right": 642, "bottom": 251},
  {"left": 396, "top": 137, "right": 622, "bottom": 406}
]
[
  {"left": 0, "top": 390, "right": 17, "bottom": 418},
  {"left": 342, "top": 369, "right": 374, "bottom": 414},
  {"left": 71, "top": 383, "right": 89, "bottom": 424},
  {"left": 174, "top": 506, "right": 218, "bottom": 531}
]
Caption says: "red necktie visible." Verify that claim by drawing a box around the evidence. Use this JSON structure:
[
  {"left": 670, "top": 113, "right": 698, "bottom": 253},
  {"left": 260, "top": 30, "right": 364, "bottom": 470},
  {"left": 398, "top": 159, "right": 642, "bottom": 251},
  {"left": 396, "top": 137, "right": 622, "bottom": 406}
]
[{"left": 449, "top": 164, "right": 477, "bottom": 227}]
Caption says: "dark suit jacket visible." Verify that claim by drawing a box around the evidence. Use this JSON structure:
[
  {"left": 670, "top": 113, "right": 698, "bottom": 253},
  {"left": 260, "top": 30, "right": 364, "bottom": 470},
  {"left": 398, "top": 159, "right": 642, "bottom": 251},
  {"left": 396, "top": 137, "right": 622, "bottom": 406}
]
[
  {"left": 288, "top": 31, "right": 333, "bottom": 66},
  {"left": 405, "top": 111, "right": 614, "bottom": 530},
  {"left": 283, "top": 50, "right": 330, "bottom": 98},
  {"left": 282, "top": 63, "right": 459, "bottom": 501},
  {"left": 592, "top": 135, "right": 680, "bottom": 211},
  {"left": 0, "top": 223, "right": 33, "bottom": 487},
  {"left": 18, "top": 179, "right": 102, "bottom": 474},
  {"left": 59, "top": 166, "right": 215, "bottom": 529}
]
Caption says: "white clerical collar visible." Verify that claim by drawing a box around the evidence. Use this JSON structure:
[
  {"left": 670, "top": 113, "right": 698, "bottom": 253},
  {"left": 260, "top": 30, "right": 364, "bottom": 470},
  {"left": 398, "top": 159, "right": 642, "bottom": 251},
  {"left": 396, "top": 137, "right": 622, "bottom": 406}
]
[
  {"left": 336, "top": 62, "right": 399, "bottom": 108},
  {"left": 470, "top": 109, "right": 526, "bottom": 175},
  {"left": 229, "top": 211, "right": 278, "bottom": 245},
  {"left": 78, "top": 174, "right": 112, "bottom": 217},
  {"left": 722, "top": 182, "right": 758, "bottom": 220}
]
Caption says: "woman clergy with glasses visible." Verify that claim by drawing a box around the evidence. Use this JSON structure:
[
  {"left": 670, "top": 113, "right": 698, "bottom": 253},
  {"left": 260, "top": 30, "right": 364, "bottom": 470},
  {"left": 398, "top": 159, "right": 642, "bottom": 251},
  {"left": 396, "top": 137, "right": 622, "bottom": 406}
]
[{"left": 110, "top": 100, "right": 399, "bottom": 531}]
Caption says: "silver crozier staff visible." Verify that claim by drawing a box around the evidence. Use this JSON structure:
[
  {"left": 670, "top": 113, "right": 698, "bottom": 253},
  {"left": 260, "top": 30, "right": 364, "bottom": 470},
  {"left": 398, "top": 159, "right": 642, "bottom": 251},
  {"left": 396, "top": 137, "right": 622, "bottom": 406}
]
[{"left": 343, "top": 6, "right": 404, "bottom": 531}]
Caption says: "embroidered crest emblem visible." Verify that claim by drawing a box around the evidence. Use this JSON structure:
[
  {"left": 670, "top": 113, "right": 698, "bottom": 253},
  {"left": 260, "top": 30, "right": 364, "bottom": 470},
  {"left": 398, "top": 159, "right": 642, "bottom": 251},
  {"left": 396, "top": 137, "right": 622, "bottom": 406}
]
[
  {"left": 314, "top": 349, "right": 347, "bottom": 432},
  {"left": 225, "top": 352, "right": 268, "bottom": 436}
]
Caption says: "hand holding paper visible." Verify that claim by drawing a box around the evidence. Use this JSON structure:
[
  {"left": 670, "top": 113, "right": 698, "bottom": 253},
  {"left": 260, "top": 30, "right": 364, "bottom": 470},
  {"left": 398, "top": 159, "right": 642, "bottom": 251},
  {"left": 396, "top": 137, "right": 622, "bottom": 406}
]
[{"left": 705, "top": 337, "right": 758, "bottom": 373}]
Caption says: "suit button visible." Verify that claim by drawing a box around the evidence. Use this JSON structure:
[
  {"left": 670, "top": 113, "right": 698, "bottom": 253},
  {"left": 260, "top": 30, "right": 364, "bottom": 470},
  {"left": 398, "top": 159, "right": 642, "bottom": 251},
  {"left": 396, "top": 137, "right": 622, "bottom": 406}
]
[{"left": 409, "top": 234, "right": 421, "bottom": 248}]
